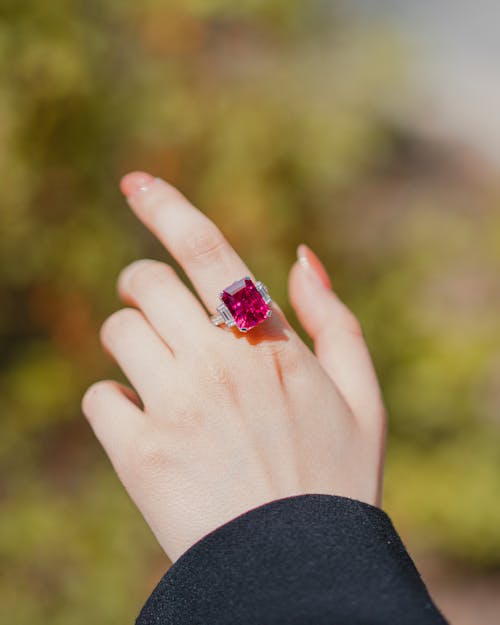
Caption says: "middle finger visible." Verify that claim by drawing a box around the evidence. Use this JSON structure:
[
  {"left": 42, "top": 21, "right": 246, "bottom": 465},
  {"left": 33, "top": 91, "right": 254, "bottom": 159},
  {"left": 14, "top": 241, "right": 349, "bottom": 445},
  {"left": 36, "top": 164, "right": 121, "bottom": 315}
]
[{"left": 122, "top": 174, "right": 253, "bottom": 314}]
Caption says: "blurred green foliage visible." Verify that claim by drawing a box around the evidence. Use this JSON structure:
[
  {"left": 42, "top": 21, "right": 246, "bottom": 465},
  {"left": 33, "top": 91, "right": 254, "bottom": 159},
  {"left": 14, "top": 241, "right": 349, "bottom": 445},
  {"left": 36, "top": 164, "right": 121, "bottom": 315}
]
[{"left": 1, "top": 0, "right": 500, "bottom": 622}]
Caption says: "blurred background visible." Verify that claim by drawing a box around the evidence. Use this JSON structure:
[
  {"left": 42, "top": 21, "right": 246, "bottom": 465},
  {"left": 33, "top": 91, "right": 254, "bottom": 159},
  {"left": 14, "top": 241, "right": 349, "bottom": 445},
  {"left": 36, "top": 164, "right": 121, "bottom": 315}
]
[{"left": 1, "top": 1, "right": 499, "bottom": 623}]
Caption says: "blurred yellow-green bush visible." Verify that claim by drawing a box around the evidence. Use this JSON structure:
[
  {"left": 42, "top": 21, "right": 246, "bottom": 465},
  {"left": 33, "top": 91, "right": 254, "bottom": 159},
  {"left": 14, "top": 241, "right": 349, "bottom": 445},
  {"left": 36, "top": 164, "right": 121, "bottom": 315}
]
[{"left": 1, "top": 1, "right": 500, "bottom": 623}]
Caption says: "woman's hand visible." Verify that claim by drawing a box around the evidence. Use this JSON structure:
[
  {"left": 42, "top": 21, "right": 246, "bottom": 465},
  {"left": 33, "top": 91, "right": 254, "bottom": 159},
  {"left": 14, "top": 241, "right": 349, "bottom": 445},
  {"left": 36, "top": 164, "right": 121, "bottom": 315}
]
[{"left": 82, "top": 172, "right": 386, "bottom": 562}]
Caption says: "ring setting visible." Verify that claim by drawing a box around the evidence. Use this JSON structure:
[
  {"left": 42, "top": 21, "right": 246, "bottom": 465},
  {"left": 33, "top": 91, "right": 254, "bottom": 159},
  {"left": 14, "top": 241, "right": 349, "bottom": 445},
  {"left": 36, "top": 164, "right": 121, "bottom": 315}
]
[{"left": 210, "top": 277, "right": 272, "bottom": 332}]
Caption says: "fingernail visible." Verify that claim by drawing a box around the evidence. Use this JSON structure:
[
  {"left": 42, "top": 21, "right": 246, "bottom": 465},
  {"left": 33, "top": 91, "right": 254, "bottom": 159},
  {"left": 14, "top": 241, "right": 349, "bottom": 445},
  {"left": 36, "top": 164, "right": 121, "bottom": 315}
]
[
  {"left": 297, "top": 244, "right": 332, "bottom": 290},
  {"left": 120, "top": 171, "right": 155, "bottom": 197}
]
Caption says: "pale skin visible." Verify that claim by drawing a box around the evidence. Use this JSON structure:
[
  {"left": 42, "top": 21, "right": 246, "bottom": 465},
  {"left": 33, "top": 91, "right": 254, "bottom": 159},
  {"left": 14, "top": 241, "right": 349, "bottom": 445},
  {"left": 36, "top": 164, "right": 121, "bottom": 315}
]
[{"left": 82, "top": 172, "right": 386, "bottom": 563}]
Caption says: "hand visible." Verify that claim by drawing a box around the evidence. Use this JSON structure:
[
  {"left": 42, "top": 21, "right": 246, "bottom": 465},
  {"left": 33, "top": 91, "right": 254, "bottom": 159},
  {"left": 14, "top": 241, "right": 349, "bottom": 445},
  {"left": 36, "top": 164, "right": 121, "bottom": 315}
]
[{"left": 82, "top": 172, "right": 386, "bottom": 562}]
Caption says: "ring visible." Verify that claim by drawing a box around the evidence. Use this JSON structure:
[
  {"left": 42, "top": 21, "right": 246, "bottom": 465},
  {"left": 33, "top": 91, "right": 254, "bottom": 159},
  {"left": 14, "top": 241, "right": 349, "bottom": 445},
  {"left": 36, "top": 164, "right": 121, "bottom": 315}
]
[{"left": 210, "top": 277, "right": 272, "bottom": 332}]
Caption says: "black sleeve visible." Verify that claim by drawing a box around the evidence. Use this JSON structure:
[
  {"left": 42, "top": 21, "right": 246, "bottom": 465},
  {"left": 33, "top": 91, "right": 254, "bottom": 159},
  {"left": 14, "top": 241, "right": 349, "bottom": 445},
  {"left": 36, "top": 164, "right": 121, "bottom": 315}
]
[{"left": 136, "top": 494, "right": 448, "bottom": 625}]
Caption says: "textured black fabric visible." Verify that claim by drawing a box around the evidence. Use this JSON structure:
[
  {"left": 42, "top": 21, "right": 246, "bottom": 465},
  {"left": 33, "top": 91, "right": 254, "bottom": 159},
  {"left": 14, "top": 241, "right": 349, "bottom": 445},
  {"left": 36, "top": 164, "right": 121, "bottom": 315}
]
[{"left": 136, "top": 495, "right": 448, "bottom": 625}]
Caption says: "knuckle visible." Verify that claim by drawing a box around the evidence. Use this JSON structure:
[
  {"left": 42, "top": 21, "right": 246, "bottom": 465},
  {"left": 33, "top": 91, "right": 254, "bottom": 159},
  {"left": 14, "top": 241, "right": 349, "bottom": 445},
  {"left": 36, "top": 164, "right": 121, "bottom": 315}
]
[
  {"left": 270, "top": 339, "right": 303, "bottom": 374},
  {"left": 342, "top": 310, "right": 364, "bottom": 337},
  {"left": 252, "top": 337, "right": 303, "bottom": 381},
  {"left": 131, "top": 433, "right": 170, "bottom": 475},
  {"left": 81, "top": 380, "right": 109, "bottom": 416},
  {"left": 204, "top": 359, "right": 233, "bottom": 388},
  {"left": 142, "top": 182, "right": 183, "bottom": 221},
  {"left": 175, "top": 221, "right": 227, "bottom": 263},
  {"left": 194, "top": 342, "right": 232, "bottom": 385},
  {"left": 100, "top": 308, "right": 140, "bottom": 342},
  {"left": 123, "top": 259, "right": 173, "bottom": 295},
  {"left": 189, "top": 344, "right": 235, "bottom": 401}
]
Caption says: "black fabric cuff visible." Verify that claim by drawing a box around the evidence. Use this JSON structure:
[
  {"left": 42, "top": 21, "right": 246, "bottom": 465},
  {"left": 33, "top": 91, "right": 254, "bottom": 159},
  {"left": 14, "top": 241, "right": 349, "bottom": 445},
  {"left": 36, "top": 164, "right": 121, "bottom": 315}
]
[{"left": 136, "top": 494, "right": 448, "bottom": 625}]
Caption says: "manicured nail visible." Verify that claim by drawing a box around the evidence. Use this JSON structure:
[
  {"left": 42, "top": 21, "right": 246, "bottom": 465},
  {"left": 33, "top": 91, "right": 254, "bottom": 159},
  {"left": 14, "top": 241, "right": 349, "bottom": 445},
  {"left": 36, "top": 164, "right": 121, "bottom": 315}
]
[
  {"left": 297, "top": 244, "right": 332, "bottom": 290},
  {"left": 120, "top": 171, "right": 155, "bottom": 197}
]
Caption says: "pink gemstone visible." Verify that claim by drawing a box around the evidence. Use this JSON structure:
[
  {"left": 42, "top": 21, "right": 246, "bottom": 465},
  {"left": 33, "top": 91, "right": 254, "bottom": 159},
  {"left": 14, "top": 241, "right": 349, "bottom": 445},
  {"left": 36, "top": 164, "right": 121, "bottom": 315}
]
[{"left": 221, "top": 278, "right": 270, "bottom": 331}]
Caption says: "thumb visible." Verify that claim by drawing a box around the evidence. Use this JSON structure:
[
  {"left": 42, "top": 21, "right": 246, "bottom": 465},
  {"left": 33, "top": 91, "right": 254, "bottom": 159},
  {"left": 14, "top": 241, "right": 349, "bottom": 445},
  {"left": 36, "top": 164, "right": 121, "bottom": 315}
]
[{"left": 289, "top": 244, "right": 385, "bottom": 430}]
